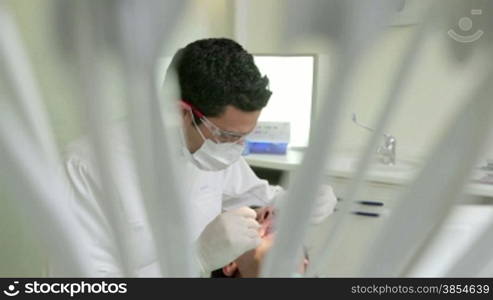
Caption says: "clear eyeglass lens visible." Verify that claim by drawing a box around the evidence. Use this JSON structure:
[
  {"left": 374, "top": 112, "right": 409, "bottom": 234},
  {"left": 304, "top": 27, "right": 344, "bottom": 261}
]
[{"left": 202, "top": 118, "right": 245, "bottom": 144}]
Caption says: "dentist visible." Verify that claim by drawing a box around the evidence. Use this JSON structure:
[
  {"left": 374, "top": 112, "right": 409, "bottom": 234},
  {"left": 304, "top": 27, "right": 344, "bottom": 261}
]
[{"left": 64, "top": 38, "right": 337, "bottom": 277}]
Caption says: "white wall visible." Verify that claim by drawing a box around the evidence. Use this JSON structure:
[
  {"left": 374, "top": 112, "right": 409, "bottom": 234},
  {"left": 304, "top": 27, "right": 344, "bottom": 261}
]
[
  {"left": 162, "top": 0, "right": 234, "bottom": 57},
  {"left": 236, "top": 0, "right": 493, "bottom": 164}
]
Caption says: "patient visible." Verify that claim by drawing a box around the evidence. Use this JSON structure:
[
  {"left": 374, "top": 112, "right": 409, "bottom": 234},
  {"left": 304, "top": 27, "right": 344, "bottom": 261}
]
[{"left": 211, "top": 206, "right": 309, "bottom": 278}]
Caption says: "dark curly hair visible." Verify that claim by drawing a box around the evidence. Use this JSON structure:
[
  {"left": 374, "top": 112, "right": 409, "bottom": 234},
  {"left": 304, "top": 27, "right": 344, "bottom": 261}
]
[{"left": 165, "top": 38, "right": 272, "bottom": 118}]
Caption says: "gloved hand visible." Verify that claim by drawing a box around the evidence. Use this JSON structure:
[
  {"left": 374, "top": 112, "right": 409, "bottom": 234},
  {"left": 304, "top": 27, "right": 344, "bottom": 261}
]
[
  {"left": 310, "top": 184, "right": 338, "bottom": 224},
  {"left": 272, "top": 184, "right": 337, "bottom": 225},
  {"left": 195, "top": 207, "right": 261, "bottom": 274}
]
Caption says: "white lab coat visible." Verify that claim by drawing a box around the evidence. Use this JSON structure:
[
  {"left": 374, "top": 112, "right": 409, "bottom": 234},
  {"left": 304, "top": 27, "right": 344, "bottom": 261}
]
[{"left": 60, "top": 126, "right": 283, "bottom": 277}]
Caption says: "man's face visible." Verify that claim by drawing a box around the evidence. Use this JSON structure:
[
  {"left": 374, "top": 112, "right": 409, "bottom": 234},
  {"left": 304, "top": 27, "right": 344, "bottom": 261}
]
[
  {"left": 221, "top": 207, "right": 309, "bottom": 278},
  {"left": 182, "top": 105, "right": 261, "bottom": 153}
]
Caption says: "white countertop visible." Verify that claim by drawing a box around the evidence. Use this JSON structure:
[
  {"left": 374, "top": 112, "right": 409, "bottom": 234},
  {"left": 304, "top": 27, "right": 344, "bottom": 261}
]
[{"left": 245, "top": 149, "right": 493, "bottom": 198}]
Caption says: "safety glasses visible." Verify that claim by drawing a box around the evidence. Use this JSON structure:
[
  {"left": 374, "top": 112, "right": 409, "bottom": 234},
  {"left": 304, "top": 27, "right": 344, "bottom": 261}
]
[{"left": 181, "top": 100, "right": 249, "bottom": 144}]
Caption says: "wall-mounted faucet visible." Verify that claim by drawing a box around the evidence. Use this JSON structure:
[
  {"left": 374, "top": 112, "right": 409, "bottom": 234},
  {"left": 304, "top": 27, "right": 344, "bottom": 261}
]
[{"left": 352, "top": 113, "right": 396, "bottom": 165}]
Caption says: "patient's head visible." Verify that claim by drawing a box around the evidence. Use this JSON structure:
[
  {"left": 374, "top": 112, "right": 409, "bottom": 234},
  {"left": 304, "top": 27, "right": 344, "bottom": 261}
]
[{"left": 211, "top": 206, "right": 309, "bottom": 278}]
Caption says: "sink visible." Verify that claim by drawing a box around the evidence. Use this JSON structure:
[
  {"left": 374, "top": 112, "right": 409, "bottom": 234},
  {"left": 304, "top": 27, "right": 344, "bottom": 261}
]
[{"left": 328, "top": 155, "right": 421, "bottom": 175}]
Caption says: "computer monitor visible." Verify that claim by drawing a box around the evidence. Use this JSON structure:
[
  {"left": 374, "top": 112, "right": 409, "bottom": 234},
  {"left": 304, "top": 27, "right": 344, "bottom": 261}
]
[{"left": 253, "top": 54, "right": 316, "bottom": 148}]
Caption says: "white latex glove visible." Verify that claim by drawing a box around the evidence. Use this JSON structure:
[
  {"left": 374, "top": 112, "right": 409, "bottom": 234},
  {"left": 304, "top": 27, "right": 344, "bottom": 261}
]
[
  {"left": 196, "top": 207, "right": 261, "bottom": 274},
  {"left": 272, "top": 184, "right": 337, "bottom": 225}
]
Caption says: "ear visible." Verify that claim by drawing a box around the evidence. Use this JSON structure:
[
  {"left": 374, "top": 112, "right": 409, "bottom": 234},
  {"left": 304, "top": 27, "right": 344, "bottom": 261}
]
[
  {"left": 180, "top": 107, "right": 193, "bottom": 127},
  {"left": 180, "top": 105, "right": 189, "bottom": 118},
  {"left": 222, "top": 262, "right": 238, "bottom": 277}
]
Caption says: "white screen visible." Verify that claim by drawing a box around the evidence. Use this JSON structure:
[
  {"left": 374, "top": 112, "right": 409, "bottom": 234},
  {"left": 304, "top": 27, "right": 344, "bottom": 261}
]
[{"left": 254, "top": 55, "right": 314, "bottom": 148}]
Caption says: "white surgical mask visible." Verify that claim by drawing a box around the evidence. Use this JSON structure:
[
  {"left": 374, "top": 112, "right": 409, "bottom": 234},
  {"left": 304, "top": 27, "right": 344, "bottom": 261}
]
[
  {"left": 180, "top": 119, "right": 245, "bottom": 171},
  {"left": 190, "top": 138, "right": 245, "bottom": 171}
]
